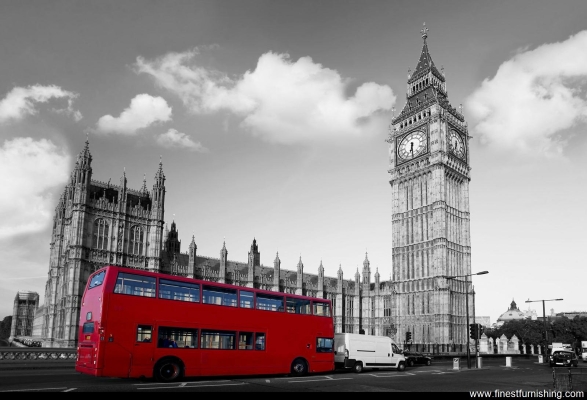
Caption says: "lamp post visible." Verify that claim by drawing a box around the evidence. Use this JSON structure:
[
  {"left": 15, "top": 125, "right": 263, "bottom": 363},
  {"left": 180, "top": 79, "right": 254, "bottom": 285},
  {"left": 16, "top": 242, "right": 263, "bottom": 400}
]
[
  {"left": 446, "top": 271, "right": 488, "bottom": 369},
  {"left": 525, "top": 298, "right": 563, "bottom": 361}
]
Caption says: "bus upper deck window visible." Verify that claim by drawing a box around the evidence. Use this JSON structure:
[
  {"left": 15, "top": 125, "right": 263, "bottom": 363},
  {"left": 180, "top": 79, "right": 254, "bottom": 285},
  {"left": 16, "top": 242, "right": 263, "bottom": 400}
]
[{"left": 313, "top": 301, "right": 331, "bottom": 317}]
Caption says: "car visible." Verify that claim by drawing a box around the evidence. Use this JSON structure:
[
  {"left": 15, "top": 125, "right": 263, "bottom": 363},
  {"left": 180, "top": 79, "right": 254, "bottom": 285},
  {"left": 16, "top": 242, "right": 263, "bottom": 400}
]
[
  {"left": 403, "top": 351, "right": 433, "bottom": 367},
  {"left": 549, "top": 350, "right": 579, "bottom": 367}
]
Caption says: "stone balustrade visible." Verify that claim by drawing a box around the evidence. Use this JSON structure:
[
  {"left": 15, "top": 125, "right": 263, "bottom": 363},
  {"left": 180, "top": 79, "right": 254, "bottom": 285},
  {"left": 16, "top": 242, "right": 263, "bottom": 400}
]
[{"left": 0, "top": 348, "right": 77, "bottom": 361}]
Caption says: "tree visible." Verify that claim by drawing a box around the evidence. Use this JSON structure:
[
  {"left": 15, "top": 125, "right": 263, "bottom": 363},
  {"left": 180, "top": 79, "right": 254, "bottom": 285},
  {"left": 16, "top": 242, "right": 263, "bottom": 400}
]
[
  {"left": 551, "top": 316, "right": 587, "bottom": 350},
  {"left": 485, "top": 319, "right": 544, "bottom": 345},
  {"left": 0, "top": 316, "right": 12, "bottom": 340}
]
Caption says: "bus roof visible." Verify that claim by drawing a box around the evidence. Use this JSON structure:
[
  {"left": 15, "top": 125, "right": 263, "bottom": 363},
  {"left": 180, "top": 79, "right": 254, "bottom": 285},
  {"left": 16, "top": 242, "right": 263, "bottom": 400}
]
[{"left": 92, "top": 265, "right": 332, "bottom": 303}]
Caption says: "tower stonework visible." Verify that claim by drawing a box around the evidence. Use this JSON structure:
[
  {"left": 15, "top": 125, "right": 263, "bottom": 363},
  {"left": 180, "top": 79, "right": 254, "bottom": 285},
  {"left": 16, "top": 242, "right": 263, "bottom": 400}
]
[
  {"left": 39, "top": 139, "right": 166, "bottom": 347},
  {"left": 387, "top": 25, "right": 472, "bottom": 348}
]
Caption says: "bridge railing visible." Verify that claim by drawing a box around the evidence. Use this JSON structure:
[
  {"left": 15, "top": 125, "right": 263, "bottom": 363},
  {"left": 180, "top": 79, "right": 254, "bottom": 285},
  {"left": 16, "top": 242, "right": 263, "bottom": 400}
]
[{"left": 0, "top": 348, "right": 77, "bottom": 361}]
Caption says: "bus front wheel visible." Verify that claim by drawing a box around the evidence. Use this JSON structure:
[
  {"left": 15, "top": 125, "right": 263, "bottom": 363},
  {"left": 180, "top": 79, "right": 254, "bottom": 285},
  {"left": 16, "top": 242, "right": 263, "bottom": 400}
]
[
  {"left": 154, "top": 357, "right": 183, "bottom": 382},
  {"left": 291, "top": 358, "right": 308, "bottom": 377}
]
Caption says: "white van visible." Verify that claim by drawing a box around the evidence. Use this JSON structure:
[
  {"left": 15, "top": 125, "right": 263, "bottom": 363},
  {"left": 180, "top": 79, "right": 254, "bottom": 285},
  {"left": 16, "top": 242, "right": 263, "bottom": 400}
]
[{"left": 334, "top": 333, "right": 406, "bottom": 373}]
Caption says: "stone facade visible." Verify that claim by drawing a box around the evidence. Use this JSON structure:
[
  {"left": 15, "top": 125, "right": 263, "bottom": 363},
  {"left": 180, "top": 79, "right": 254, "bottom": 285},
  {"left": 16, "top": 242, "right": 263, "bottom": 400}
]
[
  {"left": 29, "top": 26, "right": 475, "bottom": 349},
  {"left": 386, "top": 25, "right": 472, "bottom": 347},
  {"left": 39, "top": 139, "right": 167, "bottom": 347},
  {"left": 9, "top": 291, "right": 39, "bottom": 338}
]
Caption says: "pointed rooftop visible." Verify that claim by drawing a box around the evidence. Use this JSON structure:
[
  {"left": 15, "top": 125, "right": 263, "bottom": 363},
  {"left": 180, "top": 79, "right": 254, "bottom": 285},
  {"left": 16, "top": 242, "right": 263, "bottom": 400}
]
[
  {"left": 408, "top": 23, "right": 444, "bottom": 85},
  {"left": 76, "top": 135, "right": 92, "bottom": 169}
]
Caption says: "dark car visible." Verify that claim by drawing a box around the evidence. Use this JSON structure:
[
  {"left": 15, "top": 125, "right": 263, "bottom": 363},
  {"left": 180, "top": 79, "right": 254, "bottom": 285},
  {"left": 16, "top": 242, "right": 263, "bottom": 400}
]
[
  {"left": 549, "top": 350, "right": 579, "bottom": 367},
  {"left": 403, "top": 351, "right": 433, "bottom": 367}
]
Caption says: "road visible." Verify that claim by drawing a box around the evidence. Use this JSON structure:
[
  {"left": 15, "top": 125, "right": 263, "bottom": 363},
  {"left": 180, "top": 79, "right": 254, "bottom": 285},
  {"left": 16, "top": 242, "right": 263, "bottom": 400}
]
[{"left": 2, "top": 357, "right": 580, "bottom": 392}]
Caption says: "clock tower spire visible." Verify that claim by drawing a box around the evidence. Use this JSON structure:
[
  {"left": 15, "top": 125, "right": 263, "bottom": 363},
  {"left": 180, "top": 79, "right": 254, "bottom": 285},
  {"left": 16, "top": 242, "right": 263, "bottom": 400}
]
[{"left": 387, "top": 24, "right": 472, "bottom": 351}]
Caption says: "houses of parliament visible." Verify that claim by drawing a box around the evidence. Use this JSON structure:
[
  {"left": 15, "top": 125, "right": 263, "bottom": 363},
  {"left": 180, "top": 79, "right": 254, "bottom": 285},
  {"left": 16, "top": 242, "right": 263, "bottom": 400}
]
[{"left": 15, "top": 26, "right": 474, "bottom": 351}]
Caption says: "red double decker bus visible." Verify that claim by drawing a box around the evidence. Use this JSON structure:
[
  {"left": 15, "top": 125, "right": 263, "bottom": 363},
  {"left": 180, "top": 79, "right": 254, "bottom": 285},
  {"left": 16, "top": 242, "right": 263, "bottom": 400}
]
[{"left": 76, "top": 265, "right": 334, "bottom": 382}]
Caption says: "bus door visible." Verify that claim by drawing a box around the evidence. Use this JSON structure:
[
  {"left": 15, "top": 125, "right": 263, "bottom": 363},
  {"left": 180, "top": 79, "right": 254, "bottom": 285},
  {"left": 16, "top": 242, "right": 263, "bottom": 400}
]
[
  {"left": 129, "top": 324, "right": 155, "bottom": 378},
  {"left": 236, "top": 330, "right": 266, "bottom": 374}
]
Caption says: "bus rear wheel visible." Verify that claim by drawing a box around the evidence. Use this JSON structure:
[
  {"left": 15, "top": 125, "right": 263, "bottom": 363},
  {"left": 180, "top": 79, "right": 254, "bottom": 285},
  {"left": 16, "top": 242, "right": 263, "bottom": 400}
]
[
  {"left": 154, "top": 358, "right": 183, "bottom": 382},
  {"left": 291, "top": 358, "right": 308, "bottom": 377}
]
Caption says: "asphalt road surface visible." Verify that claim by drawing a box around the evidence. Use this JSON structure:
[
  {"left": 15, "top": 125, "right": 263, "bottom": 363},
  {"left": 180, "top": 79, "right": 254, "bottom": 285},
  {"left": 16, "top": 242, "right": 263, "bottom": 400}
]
[{"left": 0, "top": 357, "right": 583, "bottom": 392}]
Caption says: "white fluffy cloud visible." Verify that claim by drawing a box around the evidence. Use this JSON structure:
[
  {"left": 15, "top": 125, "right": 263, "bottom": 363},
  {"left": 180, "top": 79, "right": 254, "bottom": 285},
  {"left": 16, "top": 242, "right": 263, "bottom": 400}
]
[
  {"left": 0, "top": 84, "right": 82, "bottom": 123},
  {"left": 466, "top": 30, "right": 587, "bottom": 157},
  {"left": 0, "top": 137, "right": 70, "bottom": 239},
  {"left": 135, "top": 49, "right": 396, "bottom": 144},
  {"left": 156, "top": 128, "right": 209, "bottom": 152},
  {"left": 96, "top": 94, "right": 172, "bottom": 135}
]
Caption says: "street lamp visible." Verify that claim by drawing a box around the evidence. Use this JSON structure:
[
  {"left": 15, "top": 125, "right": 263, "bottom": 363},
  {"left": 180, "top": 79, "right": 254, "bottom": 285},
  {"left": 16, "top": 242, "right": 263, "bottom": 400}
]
[
  {"left": 525, "top": 298, "right": 563, "bottom": 360},
  {"left": 445, "top": 271, "right": 488, "bottom": 369}
]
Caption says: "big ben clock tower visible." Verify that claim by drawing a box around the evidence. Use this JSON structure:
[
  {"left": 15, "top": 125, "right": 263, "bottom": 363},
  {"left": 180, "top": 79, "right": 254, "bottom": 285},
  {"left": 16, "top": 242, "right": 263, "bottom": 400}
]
[{"left": 387, "top": 24, "right": 472, "bottom": 350}]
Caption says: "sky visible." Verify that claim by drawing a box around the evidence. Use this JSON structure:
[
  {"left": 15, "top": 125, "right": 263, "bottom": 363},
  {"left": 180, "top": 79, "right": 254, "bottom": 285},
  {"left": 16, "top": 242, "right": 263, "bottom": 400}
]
[{"left": 1, "top": 0, "right": 586, "bottom": 325}]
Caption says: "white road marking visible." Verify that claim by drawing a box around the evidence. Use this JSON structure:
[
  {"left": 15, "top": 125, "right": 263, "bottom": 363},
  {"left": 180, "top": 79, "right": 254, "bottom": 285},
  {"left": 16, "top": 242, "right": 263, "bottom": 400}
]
[
  {"left": 63, "top": 388, "right": 77, "bottom": 392},
  {"left": 0, "top": 387, "right": 68, "bottom": 392},
  {"left": 134, "top": 379, "right": 231, "bottom": 386},
  {"left": 369, "top": 372, "right": 415, "bottom": 377},
  {"left": 288, "top": 378, "right": 353, "bottom": 383},
  {"left": 138, "top": 382, "right": 248, "bottom": 390}
]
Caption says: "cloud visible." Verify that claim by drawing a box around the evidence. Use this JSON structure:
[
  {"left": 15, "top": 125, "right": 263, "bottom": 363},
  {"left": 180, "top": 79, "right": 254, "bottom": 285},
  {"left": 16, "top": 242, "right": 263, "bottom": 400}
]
[
  {"left": 466, "top": 30, "right": 587, "bottom": 157},
  {"left": 0, "top": 137, "right": 70, "bottom": 240},
  {"left": 135, "top": 49, "right": 396, "bottom": 145},
  {"left": 96, "top": 94, "right": 172, "bottom": 135},
  {"left": 156, "top": 128, "right": 209, "bottom": 152},
  {"left": 0, "top": 84, "right": 82, "bottom": 123}
]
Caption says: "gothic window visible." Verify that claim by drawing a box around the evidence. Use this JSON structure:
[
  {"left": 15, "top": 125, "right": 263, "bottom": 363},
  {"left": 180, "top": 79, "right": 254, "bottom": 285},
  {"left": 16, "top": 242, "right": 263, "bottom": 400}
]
[
  {"left": 345, "top": 296, "right": 354, "bottom": 318},
  {"left": 130, "top": 225, "right": 144, "bottom": 255},
  {"left": 384, "top": 295, "right": 391, "bottom": 317},
  {"left": 93, "top": 219, "right": 109, "bottom": 250},
  {"left": 407, "top": 295, "right": 410, "bottom": 315}
]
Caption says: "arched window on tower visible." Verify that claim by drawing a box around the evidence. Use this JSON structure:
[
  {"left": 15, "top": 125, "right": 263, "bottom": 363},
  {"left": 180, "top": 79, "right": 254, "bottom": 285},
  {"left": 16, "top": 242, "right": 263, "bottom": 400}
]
[
  {"left": 93, "top": 219, "right": 109, "bottom": 250},
  {"left": 130, "top": 225, "right": 144, "bottom": 255}
]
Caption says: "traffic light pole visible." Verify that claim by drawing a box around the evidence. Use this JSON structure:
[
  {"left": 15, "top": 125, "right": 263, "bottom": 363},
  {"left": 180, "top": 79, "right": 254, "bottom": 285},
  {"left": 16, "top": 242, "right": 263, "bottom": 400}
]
[
  {"left": 473, "top": 290, "right": 479, "bottom": 368},
  {"left": 446, "top": 271, "right": 488, "bottom": 371}
]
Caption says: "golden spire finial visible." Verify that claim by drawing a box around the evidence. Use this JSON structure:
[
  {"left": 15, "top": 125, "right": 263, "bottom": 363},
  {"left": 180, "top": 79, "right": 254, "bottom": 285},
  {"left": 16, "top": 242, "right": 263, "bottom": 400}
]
[{"left": 421, "top": 22, "right": 428, "bottom": 40}]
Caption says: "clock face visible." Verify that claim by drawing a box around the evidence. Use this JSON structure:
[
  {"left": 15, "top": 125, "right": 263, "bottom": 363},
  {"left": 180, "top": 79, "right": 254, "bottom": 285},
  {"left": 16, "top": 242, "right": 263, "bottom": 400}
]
[
  {"left": 448, "top": 130, "right": 466, "bottom": 159},
  {"left": 398, "top": 131, "right": 426, "bottom": 160}
]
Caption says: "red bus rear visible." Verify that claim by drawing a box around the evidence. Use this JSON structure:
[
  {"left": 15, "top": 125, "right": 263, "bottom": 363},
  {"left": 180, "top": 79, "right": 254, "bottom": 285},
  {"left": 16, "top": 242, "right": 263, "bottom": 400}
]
[{"left": 76, "top": 265, "right": 334, "bottom": 381}]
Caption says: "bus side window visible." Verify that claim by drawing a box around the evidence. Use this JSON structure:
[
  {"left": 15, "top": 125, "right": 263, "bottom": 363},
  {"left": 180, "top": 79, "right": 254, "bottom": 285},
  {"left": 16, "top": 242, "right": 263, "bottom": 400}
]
[
  {"left": 239, "top": 332, "right": 254, "bottom": 350},
  {"left": 256, "top": 293, "right": 284, "bottom": 312},
  {"left": 157, "top": 326, "right": 198, "bottom": 348},
  {"left": 313, "top": 301, "right": 331, "bottom": 317},
  {"left": 316, "top": 337, "right": 334, "bottom": 353},
  {"left": 255, "top": 333, "right": 266, "bottom": 351},
  {"left": 137, "top": 325, "right": 152, "bottom": 343},
  {"left": 240, "top": 290, "right": 254, "bottom": 308}
]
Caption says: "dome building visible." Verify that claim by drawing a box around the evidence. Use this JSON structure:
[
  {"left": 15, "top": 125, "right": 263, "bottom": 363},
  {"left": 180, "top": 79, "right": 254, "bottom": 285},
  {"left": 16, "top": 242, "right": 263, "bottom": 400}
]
[{"left": 495, "top": 300, "right": 527, "bottom": 327}]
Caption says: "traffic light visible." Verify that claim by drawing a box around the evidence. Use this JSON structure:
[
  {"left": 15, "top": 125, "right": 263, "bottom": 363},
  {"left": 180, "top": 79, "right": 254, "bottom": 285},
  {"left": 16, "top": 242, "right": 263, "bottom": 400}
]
[
  {"left": 406, "top": 331, "right": 412, "bottom": 342},
  {"left": 478, "top": 325, "right": 484, "bottom": 337},
  {"left": 469, "top": 323, "right": 477, "bottom": 340}
]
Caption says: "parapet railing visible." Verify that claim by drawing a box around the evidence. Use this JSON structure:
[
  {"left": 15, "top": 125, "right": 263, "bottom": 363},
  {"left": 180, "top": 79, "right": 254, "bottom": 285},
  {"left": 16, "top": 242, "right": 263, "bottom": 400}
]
[
  {"left": 553, "top": 367, "right": 587, "bottom": 391},
  {"left": 0, "top": 348, "right": 77, "bottom": 361}
]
